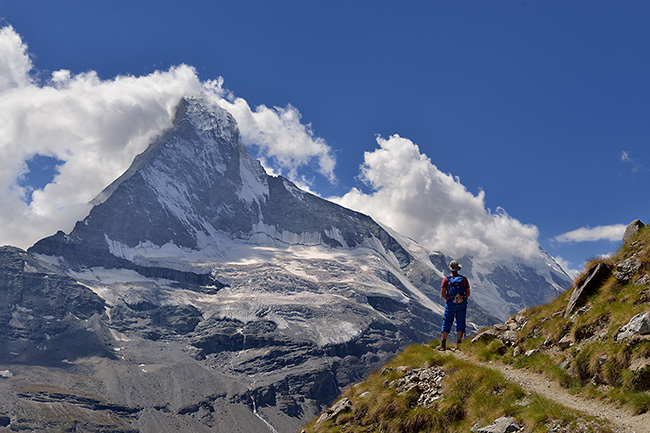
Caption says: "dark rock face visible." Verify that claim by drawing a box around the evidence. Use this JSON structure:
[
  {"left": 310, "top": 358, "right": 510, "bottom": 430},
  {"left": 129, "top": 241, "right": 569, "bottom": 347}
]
[{"left": 0, "top": 246, "right": 111, "bottom": 365}]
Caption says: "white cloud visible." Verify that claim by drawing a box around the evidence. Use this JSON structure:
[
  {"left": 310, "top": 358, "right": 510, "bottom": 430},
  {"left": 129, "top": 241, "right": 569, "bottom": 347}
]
[
  {"left": 619, "top": 150, "right": 648, "bottom": 173},
  {"left": 552, "top": 256, "right": 579, "bottom": 279},
  {"left": 331, "top": 134, "right": 541, "bottom": 261},
  {"left": 0, "top": 25, "right": 32, "bottom": 90},
  {"left": 204, "top": 79, "right": 336, "bottom": 183},
  {"left": 553, "top": 224, "right": 627, "bottom": 243},
  {"left": 621, "top": 150, "right": 631, "bottom": 162},
  {"left": 0, "top": 25, "right": 336, "bottom": 249}
]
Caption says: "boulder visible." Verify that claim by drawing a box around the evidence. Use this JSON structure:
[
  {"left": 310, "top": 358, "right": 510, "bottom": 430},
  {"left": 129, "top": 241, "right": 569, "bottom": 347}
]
[
  {"left": 471, "top": 329, "right": 499, "bottom": 344},
  {"left": 476, "top": 416, "right": 522, "bottom": 433},
  {"left": 630, "top": 357, "right": 650, "bottom": 372},
  {"left": 315, "top": 397, "right": 352, "bottom": 425},
  {"left": 565, "top": 262, "right": 611, "bottom": 318},
  {"left": 614, "top": 257, "right": 642, "bottom": 283},
  {"left": 558, "top": 334, "right": 574, "bottom": 350},
  {"left": 623, "top": 220, "right": 645, "bottom": 245},
  {"left": 616, "top": 312, "right": 650, "bottom": 341},
  {"left": 636, "top": 274, "right": 650, "bottom": 287}
]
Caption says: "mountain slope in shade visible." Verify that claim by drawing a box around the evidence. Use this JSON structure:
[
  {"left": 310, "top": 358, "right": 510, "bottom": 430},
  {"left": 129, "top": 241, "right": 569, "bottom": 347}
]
[{"left": 0, "top": 97, "right": 569, "bottom": 432}]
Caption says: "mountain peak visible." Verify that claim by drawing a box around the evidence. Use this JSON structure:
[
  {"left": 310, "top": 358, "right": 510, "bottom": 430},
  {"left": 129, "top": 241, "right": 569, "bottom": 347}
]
[
  {"left": 172, "top": 96, "right": 239, "bottom": 143},
  {"left": 29, "top": 96, "right": 412, "bottom": 270}
]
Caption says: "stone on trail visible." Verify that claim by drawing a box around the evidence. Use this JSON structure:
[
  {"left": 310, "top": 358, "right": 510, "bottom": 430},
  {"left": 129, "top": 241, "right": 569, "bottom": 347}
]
[{"left": 476, "top": 416, "right": 522, "bottom": 433}]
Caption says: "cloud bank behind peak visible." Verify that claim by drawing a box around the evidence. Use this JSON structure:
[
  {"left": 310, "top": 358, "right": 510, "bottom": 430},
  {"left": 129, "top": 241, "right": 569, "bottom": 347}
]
[{"left": 331, "top": 135, "right": 541, "bottom": 262}]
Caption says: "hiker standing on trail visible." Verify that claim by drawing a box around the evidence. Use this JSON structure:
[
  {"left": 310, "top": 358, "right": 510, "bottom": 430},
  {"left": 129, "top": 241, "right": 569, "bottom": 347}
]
[{"left": 438, "top": 260, "right": 470, "bottom": 351}]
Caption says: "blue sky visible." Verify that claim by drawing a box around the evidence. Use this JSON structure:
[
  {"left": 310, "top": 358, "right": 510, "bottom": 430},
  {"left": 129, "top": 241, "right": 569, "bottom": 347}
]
[{"left": 1, "top": 1, "right": 649, "bottom": 276}]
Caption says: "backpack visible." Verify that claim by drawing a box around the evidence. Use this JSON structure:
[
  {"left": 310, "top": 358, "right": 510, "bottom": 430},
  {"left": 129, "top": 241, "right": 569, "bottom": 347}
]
[{"left": 447, "top": 275, "right": 466, "bottom": 304}]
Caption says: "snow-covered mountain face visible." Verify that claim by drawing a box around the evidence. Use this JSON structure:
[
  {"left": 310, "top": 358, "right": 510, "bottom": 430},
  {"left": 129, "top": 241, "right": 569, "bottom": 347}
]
[{"left": 1, "top": 97, "right": 570, "bottom": 432}]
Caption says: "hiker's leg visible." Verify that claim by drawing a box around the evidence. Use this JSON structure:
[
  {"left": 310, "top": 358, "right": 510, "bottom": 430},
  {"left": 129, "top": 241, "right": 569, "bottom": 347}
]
[
  {"left": 456, "top": 303, "right": 467, "bottom": 347},
  {"left": 441, "top": 305, "right": 454, "bottom": 336},
  {"left": 440, "top": 304, "right": 454, "bottom": 350}
]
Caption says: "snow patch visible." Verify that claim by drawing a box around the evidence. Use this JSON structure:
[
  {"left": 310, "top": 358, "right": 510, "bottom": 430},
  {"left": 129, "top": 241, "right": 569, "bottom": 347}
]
[
  {"left": 282, "top": 178, "right": 305, "bottom": 201},
  {"left": 238, "top": 152, "right": 268, "bottom": 204}
]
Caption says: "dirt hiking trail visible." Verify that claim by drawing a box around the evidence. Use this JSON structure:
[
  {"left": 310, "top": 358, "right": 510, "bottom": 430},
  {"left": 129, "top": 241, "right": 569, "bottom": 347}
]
[{"left": 447, "top": 348, "right": 650, "bottom": 433}]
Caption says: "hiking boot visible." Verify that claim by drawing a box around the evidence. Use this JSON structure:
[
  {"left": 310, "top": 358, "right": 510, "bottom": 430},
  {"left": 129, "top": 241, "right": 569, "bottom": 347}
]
[
  {"left": 437, "top": 340, "right": 446, "bottom": 351},
  {"left": 456, "top": 339, "right": 462, "bottom": 350}
]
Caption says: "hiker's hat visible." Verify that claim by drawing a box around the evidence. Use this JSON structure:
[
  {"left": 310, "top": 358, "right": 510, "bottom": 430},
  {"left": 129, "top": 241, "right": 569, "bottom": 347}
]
[{"left": 448, "top": 260, "right": 462, "bottom": 271}]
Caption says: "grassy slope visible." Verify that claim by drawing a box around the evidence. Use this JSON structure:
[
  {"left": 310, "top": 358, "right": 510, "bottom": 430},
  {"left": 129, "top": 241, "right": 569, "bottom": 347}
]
[
  {"left": 303, "top": 225, "right": 650, "bottom": 432},
  {"left": 466, "top": 224, "right": 650, "bottom": 415},
  {"left": 302, "top": 345, "right": 612, "bottom": 433}
]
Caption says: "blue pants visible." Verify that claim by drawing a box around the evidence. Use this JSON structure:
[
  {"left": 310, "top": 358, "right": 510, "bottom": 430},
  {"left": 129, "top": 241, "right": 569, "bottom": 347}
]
[{"left": 441, "top": 301, "right": 467, "bottom": 334}]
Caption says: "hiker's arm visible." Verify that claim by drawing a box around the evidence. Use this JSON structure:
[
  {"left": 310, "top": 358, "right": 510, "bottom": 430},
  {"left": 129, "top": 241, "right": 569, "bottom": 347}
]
[{"left": 441, "top": 277, "right": 448, "bottom": 300}]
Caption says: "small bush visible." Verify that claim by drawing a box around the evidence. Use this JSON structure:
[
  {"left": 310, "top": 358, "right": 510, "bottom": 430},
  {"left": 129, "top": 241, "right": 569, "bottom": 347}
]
[
  {"left": 627, "top": 366, "right": 650, "bottom": 391},
  {"left": 602, "top": 358, "right": 622, "bottom": 387},
  {"left": 628, "top": 391, "right": 650, "bottom": 415},
  {"left": 440, "top": 399, "right": 465, "bottom": 424},
  {"left": 573, "top": 350, "right": 593, "bottom": 384},
  {"left": 609, "top": 387, "right": 650, "bottom": 415},
  {"left": 399, "top": 408, "right": 436, "bottom": 433},
  {"left": 370, "top": 397, "right": 407, "bottom": 423},
  {"left": 487, "top": 339, "right": 507, "bottom": 356}
]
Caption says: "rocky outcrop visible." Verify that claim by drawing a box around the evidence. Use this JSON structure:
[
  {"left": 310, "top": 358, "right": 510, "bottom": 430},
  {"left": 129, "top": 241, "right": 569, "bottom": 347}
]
[
  {"left": 616, "top": 312, "right": 650, "bottom": 341},
  {"left": 383, "top": 365, "right": 445, "bottom": 408},
  {"left": 314, "top": 398, "right": 351, "bottom": 425},
  {"left": 472, "top": 313, "right": 528, "bottom": 347},
  {"left": 564, "top": 262, "right": 611, "bottom": 318},
  {"left": 471, "top": 328, "right": 499, "bottom": 344},
  {"left": 623, "top": 219, "right": 645, "bottom": 245},
  {"left": 614, "top": 257, "right": 642, "bottom": 283},
  {"left": 0, "top": 246, "right": 112, "bottom": 365}
]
